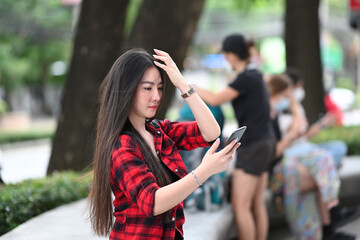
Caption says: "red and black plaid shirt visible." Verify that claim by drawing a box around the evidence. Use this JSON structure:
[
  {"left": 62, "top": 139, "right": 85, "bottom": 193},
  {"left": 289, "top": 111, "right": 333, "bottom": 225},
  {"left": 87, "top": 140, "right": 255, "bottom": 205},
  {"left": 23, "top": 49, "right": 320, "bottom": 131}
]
[{"left": 110, "top": 119, "right": 210, "bottom": 240}]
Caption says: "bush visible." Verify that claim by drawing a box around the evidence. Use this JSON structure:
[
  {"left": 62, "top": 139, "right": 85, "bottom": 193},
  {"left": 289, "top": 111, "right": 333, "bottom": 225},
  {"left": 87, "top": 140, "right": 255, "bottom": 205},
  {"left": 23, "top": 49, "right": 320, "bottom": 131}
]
[
  {"left": 0, "top": 128, "right": 54, "bottom": 144},
  {"left": 311, "top": 125, "right": 360, "bottom": 155},
  {"left": 0, "top": 171, "right": 92, "bottom": 236}
]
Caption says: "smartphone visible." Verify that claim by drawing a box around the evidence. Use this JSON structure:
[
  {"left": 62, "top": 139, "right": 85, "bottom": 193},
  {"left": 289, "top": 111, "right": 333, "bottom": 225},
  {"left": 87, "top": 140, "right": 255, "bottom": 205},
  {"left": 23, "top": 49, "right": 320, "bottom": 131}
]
[{"left": 226, "top": 126, "right": 247, "bottom": 145}]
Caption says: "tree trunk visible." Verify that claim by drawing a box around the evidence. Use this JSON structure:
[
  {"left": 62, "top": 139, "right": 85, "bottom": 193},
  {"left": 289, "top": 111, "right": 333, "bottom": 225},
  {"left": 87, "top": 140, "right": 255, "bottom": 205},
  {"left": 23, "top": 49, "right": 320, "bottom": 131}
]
[
  {"left": 36, "top": 61, "right": 52, "bottom": 116},
  {"left": 48, "top": 0, "right": 205, "bottom": 173},
  {"left": 47, "top": 0, "right": 129, "bottom": 173},
  {"left": 128, "top": 0, "right": 205, "bottom": 119},
  {"left": 285, "top": 0, "right": 326, "bottom": 123}
]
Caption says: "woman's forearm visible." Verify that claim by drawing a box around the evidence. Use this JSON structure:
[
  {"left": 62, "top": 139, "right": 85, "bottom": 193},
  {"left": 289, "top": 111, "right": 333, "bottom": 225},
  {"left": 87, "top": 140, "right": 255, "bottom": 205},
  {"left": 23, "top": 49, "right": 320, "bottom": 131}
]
[
  {"left": 276, "top": 134, "right": 295, "bottom": 158},
  {"left": 153, "top": 137, "right": 239, "bottom": 216},
  {"left": 178, "top": 85, "right": 220, "bottom": 141},
  {"left": 153, "top": 166, "right": 210, "bottom": 216},
  {"left": 196, "top": 86, "right": 240, "bottom": 107},
  {"left": 195, "top": 87, "right": 219, "bottom": 106},
  {"left": 186, "top": 93, "right": 220, "bottom": 141}
]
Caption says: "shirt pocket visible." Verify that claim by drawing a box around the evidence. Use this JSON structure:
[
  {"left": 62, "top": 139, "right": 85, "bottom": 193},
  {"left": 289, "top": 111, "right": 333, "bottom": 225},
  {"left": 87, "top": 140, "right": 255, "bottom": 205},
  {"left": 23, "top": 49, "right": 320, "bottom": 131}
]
[{"left": 114, "top": 209, "right": 127, "bottom": 224}]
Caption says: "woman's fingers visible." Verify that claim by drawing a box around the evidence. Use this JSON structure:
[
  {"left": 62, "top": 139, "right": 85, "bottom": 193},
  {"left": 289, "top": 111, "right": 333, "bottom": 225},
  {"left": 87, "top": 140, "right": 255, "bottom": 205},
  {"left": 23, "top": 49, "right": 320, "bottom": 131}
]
[
  {"left": 208, "top": 138, "right": 221, "bottom": 154},
  {"left": 153, "top": 52, "right": 177, "bottom": 71},
  {"left": 153, "top": 53, "right": 170, "bottom": 61},
  {"left": 221, "top": 139, "right": 238, "bottom": 154},
  {"left": 231, "top": 142, "right": 241, "bottom": 152},
  {"left": 153, "top": 51, "right": 176, "bottom": 71},
  {"left": 225, "top": 143, "right": 240, "bottom": 159},
  {"left": 154, "top": 48, "right": 170, "bottom": 57},
  {"left": 153, "top": 60, "right": 168, "bottom": 70}
]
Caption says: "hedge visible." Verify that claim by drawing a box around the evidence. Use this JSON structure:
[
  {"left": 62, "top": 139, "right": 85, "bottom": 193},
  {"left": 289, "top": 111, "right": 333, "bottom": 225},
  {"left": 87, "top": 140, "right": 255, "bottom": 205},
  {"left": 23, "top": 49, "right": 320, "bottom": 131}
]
[
  {"left": 311, "top": 125, "right": 360, "bottom": 155},
  {"left": 0, "top": 129, "right": 54, "bottom": 145},
  {"left": 0, "top": 171, "right": 92, "bottom": 236}
]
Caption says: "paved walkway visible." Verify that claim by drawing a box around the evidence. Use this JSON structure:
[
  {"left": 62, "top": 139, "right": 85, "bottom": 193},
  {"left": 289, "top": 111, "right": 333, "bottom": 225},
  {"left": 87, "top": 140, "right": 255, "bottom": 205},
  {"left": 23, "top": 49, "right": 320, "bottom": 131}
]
[
  {"left": 0, "top": 199, "right": 106, "bottom": 240},
  {"left": 1, "top": 141, "right": 360, "bottom": 239},
  {"left": 0, "top": 199, "right": 234, "bottom": 240},
  {"left": 1, "top": 195, "right": 360, "bottom": 240}
]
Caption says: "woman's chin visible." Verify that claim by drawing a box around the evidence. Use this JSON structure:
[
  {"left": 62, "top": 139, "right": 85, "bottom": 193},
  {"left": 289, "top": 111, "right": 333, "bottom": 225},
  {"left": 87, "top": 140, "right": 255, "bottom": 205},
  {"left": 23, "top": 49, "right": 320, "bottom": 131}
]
[{"left": 145, "top": 113, "right": 156, "bottom": 119}]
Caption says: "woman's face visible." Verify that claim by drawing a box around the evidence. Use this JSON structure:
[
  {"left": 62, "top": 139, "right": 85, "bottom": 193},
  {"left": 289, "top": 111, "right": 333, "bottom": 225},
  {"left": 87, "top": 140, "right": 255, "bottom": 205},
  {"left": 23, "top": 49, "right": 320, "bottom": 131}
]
[
  {"left": 270, "top": 88, "right": 292, "bottom": 113},
  {"left": 223, "top": 52, "right": 238, "bottom": 70},
  {"left": 129, "top": 66, "right": 164, "bottom": 120}
]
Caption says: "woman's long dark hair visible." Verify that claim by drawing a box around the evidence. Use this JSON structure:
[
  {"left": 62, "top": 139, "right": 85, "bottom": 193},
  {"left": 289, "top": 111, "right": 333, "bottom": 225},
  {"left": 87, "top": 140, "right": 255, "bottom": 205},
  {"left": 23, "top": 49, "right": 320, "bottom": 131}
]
[{"left": 88, "top": 49, "right": 171, "bottom": 236}]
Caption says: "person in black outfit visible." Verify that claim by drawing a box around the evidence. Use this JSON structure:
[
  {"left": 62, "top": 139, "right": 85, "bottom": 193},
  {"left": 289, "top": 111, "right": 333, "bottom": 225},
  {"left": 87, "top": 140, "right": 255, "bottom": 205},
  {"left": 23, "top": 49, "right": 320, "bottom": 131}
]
[{"left": 196, "top": 34, "right": 276, "bottom": 240}]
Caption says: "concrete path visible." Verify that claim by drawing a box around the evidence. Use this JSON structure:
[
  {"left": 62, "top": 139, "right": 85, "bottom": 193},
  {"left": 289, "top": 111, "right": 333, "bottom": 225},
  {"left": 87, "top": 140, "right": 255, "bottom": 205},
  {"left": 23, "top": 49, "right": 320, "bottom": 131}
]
[
  {"left": 0, "top": 139, "right": 50, "bottom": 184},
  {"left": 0, "top": 199, "right": 234, "bottom": 240},
  {"left": 1, "top": 140, "right": 360, "bottom": 239},
  {"left": 0, "top": 199, "right": 106, "bottom": 240},
  {"left": 1, "top": 195, "right": 360, "bottom": 240}
]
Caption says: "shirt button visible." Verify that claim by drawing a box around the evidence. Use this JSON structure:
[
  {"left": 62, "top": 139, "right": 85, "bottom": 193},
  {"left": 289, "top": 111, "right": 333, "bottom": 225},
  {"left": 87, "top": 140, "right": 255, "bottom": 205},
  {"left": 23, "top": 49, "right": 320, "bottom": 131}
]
[
  {"left": 171, "top": 217, "right": 175, "bottom": 222},
  {"left": 174, "top": 169, "right": 179, "bottom": 172},
  {"left": 157, "top": 131, "right": 161, "bottom": 135},
  {"left": 156, "top": 151, "right": 160, "bottom": 155}
]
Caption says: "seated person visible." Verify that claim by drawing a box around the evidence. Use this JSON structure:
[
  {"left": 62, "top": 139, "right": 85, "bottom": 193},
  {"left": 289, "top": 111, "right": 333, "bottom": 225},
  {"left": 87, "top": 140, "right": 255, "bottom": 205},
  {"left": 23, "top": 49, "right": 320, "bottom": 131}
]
[
  {"left": 280, "top": 68, "right": 347, "bottom": 168},
  {"left": 267, "top": 74, "right": 356, "bottom": 240}
]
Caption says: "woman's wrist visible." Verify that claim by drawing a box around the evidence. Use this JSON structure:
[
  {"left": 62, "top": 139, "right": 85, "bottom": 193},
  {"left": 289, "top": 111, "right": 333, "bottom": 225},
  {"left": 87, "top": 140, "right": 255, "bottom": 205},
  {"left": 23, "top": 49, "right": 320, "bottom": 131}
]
[
  {"left": 192, "top": 166, "right": 210, "bottom": 186},
  {"left": 177, "top": 81, "right": 192, "bottom": 94},
  {"left": 317, "top": 121, "right": 325, "bottom": 129},
  {"left": 285, "top": 133, "right": 295, "bottom": 145}
]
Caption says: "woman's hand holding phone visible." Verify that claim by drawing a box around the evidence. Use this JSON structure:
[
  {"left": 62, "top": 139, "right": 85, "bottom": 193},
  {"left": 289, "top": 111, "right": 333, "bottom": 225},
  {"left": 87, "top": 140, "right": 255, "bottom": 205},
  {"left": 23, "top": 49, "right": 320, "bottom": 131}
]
[
  {"left": 198, "top": 138, "right": 240, "bottom": 179},
  {"left": 226, "top": 126, "right": 247, "bottom": 146}
]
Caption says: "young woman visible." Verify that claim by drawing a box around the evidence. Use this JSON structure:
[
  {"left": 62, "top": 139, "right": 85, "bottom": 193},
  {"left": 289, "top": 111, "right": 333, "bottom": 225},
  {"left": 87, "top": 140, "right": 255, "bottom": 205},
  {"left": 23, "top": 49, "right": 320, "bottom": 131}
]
[
  {"left": 196, "top": 34, "right": 275, "bottom": 240},
  {"left": 87, "top": 48, "right": 240, "bottom": 239}
]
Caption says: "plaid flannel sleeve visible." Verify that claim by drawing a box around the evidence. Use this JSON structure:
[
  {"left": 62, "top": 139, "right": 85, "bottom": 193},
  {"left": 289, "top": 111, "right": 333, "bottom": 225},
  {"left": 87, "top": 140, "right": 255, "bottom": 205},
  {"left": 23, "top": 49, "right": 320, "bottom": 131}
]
[
  {"left": 160, "top": 119, "right": 211, "bottom": 151},
  {"left": 112, "top": 145, "right": 160, "bottom": 217}
]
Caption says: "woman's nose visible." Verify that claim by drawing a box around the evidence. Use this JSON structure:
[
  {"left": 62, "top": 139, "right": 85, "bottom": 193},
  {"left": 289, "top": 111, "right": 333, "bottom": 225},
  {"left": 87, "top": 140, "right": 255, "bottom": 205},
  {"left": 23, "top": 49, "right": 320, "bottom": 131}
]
[{"left": 152, "top": 89, "right": 161, "bottom": 101}]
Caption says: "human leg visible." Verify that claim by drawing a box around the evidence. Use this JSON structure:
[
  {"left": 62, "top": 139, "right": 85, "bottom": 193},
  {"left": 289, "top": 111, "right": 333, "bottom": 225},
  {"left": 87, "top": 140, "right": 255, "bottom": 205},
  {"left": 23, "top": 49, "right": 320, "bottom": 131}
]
[
  {"left": 296, "top": 150, "right": 345, "bottom": 239},
  {"left": 233, "top": 137, "right": 275, "bottom": 240},
  {"left": 297, "top": 163, "right": 336, "bottom": 225},
  {"left": 252, "top": 172, "right": 269, "bottom": 240},
  {"left": 297, "top": 150, "right": 340, "bottom": 207},
  {"left": 298, "top": 163, "right": 316, "bottom": 192},
  {"left": 231, "top": 169, "right": 258, "bottom": 240}
]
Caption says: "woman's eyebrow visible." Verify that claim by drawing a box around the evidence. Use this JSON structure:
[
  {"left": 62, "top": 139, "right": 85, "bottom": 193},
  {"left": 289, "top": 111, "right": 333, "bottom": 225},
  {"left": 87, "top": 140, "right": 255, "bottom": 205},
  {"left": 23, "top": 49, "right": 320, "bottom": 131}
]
[
  {"left": 140, "top": 81, "right": 155, "bottom": 85},
  {"left": 140, "top": 81, "right": 163, "bottom": 85}
]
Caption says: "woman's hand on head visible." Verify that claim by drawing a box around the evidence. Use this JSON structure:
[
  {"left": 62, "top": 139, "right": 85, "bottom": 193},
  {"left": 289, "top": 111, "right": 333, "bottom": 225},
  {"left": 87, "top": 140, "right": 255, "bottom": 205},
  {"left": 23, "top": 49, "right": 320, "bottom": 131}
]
[
  {"left": 200, "top": 138, "right": 240, "bottom": 176},
  {"left": 153, "top": 49, "right": 188, "bottom": 91}
]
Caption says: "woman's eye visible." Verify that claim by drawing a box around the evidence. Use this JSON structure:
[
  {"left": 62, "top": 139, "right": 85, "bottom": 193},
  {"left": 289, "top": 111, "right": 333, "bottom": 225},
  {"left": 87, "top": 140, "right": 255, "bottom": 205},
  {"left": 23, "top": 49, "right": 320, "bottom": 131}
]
[
  {"left": 158, "top": 87, "right": 164, "bottom": 91},
  {"left": 144, "top": 87, "right": 151, "bottom": 91}
]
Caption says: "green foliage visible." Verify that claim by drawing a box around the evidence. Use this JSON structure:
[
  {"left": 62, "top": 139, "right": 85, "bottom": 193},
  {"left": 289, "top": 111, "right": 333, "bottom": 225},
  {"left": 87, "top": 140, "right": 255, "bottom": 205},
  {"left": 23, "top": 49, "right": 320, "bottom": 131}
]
[
  {"left": 205, "top": 0, "right": 283, "bottom": 12},
  {"left": 124, "top": 0, "right": 143, "bottom": 36},
  {"left": 327, "top": 0, "right": 346, "bottom": 17},
  {"left": 312, "top": 125, "right": 360, "bottom": 155},
  {"left": 0, "top": 0, "right": 73, "bottom": 91},
  {"left": 0, "top": 100, "right": 8, "bottom": 115},
  {"left": 354, "top": 92, "right": 360, "bottom": 109},
  {"left": 0, "top": 171, "right": 92, "bottom": 236},
  {"left": 335, "top": 77, "right": 356, "bottom": 92},
  {"left": 0, "top": 127, "right": 55, "bottom": 144}
]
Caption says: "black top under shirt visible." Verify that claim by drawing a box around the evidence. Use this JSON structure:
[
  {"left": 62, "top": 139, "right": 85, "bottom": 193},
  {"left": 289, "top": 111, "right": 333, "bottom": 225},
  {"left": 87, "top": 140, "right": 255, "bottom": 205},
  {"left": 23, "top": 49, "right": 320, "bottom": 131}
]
[
  {"left": 229, "top": 64, "right": 274, "bottom": 147},
  {"left": 160, "top": 161, "right": 182, "bottom": 240},
  {"left": 160, "top": 161, "right": 180, "bottom": 183}
]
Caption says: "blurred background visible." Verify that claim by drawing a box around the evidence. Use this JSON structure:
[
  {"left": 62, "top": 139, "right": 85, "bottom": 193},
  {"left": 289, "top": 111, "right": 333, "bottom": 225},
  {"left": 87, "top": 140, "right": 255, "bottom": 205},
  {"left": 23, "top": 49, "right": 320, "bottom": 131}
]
[{"left": 0, "top": 0, "right": 360, "bottom": 238}]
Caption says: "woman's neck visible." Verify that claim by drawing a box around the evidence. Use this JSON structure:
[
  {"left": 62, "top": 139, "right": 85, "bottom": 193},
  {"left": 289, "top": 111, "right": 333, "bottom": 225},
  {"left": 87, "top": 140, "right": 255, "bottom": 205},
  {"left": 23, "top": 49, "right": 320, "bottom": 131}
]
[
  {"left": 234, "top": 59, "right": 249, "bottom": 73},
  {"left": 128, "top": 115, "right": 147, "bottom": 135}
]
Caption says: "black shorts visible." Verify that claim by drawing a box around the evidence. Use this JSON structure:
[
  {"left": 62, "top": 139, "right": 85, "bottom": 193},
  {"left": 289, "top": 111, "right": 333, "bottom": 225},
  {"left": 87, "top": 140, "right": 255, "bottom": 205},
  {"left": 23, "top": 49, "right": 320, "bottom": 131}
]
[{"left": 235, "top": 137, "right": 276, "bottom": 176}]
